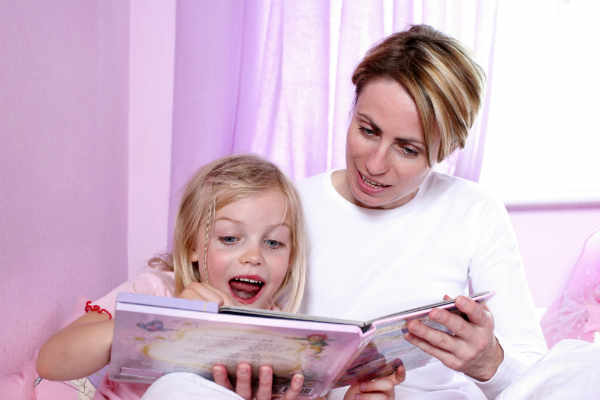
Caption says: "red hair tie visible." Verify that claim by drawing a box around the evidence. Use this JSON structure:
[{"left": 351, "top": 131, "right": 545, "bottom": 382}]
[{"left": 85, "top": 300, "right": 113, "bottom": 320}]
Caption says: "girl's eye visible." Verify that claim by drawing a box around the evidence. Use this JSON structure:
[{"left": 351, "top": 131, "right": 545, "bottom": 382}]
[
  {"left": 219, "top": 236, "right": 239, "bottom": 245},
  {"left": 265, "top": 239, "right": 284, "bottom": 249},
  {"left": 359, "top": 126, "right": 377, "bottom": 137}
]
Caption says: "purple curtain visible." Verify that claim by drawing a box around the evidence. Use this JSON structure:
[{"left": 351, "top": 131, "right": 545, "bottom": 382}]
[{"left": 168, "top": 0, "right": 499, "bottom": 241}]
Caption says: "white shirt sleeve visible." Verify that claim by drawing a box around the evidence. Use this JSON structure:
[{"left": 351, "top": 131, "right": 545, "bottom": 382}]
[{"left": 467, "top": 198, "right": 547, "bottom": 397}]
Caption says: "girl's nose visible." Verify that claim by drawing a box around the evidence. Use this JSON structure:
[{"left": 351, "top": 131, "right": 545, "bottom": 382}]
[
  {"left": 239, "top": 246, "right": 263, "bottom": 266},
  {"left": 365, "top": 144, "right": 389, "bottom": 176}
]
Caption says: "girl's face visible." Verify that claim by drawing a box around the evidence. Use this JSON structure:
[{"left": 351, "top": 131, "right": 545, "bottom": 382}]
[
  {"left": 342, "top": 78, "right": 438, "bottom": 209},
  {"left": 193, "top": 190, "right": 292, "bottom": 309}
]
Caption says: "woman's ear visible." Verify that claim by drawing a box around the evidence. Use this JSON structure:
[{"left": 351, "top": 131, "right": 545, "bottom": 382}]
[{"left": 190, "top": 250, "right": 200, "bottom": 263}]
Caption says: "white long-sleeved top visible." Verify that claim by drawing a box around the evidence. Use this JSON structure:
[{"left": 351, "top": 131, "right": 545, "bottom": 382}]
[{"left": 297, "top": 171, "right": 547, "bottom": 399}]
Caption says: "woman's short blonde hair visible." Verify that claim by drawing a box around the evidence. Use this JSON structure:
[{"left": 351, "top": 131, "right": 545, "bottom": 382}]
[
  {"left": 150, "top": 154, "right": 307, "bottom": 313},
  {"left": 352, "top": 24, "right": 485, "bottom": 165}
]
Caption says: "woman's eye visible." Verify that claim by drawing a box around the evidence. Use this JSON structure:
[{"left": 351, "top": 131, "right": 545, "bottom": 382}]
[
  {"left": 359, "top": 126, "right": 376, "bottom": 136},
  {"left": 219, "top": 236, "right": 239, "bottom": 245},
  {"left": 265, "top": 239, "right": 283, "bottom": 249},
  {"left": 403, "top": 147, "right": 419, "bottom": 156},
  {"left": 395, "top": 144, "right": 419, "bottom": 157}
]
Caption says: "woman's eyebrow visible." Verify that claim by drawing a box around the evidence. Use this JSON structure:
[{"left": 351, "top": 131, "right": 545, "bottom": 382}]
[
  {"left": 356, "top": 112, "right": 382, "bottom": 133},
  {"left": 395, "top": 137, "right": 425, "bottom": 146},
  {"left": 358, "top": 112, "right": 425, "bottom": 146}
]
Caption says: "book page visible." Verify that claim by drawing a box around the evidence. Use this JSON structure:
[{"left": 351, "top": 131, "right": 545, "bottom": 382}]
[
  {"left": 335, "top": 317, "right": 440, "bottom": 386},
  {"left": 109, "top": 308, "right": 362, "bottom": 399},
  {"left": 335, "top": 292, "right": 494, "bottom": 386}
]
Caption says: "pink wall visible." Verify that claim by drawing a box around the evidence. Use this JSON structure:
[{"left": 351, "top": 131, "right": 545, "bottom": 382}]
[
  {"left": 508, "top": 206, "right": 600, "bottom": 307},
  {"left": 127, "top": 1, "right": 176, "bottom": 278},
  {"left": 0, "top": 0, "right": 598, "bottom": 379},
  {"left": 0, "top": 1, "right": 129, "bottom": 375}
]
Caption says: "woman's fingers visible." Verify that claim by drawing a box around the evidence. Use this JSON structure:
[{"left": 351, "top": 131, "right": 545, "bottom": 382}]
[
  {"left": 405, "top": 295, "right": 503, "bottom": 381},
  {"left": 406, "top": 317, "right": 460, "bottom": 353},
  {"left": 452, "top": 296, "right": 491, "bottom": 327},
  {"left": 404, "top": 329, "right": 461, "bottom": 369}
]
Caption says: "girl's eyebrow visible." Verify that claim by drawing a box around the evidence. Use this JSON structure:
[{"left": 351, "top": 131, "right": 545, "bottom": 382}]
[
  {"left": 214, "top": 217, "right": 241, "bottom": 224},
  {"left": 271, "top": 222, "right": 292, "bottom": 231},
  {"left": 215, "top": 217, "right": 291, "bottom": 231}
]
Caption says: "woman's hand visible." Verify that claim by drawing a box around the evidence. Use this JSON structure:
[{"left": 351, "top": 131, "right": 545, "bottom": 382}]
[
  {"left": 212, "top": 363, "right": 304, "bottom": 400},
  {"left": 404, "top": 295, "right": 503, "bottom": 381},
  {"left": 178, "top": 281, "right": 235, "bottom": 306},
  {"left": 342, "top": 365, "right": 405, "bottom": 400}
]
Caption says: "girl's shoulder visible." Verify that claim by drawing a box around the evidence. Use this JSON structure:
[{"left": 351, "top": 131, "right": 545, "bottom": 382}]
[
  {"left": 94, "top": 268, "right": 175, "bottom": 315},
  {"left": 131, "top": 267, "right": 176, "bottom": 298}
]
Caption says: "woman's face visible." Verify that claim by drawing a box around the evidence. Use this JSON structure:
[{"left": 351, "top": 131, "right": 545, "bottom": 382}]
[{"left": 343, "top": 78, "right": 437, "bottom": 209}]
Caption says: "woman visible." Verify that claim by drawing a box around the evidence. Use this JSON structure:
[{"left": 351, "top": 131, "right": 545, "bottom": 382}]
[{"left": 297, "top": 25, "right": 547, "bottom": 399}]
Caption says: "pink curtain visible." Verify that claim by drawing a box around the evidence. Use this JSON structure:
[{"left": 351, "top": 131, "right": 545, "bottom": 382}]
[{"left": 168, "top": 0, "right": 499, "bottom": 236}]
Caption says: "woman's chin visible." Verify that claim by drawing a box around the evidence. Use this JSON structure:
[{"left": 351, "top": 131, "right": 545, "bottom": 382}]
[{"left": 350, "top": 186, "right": 387, "bottom": 209}]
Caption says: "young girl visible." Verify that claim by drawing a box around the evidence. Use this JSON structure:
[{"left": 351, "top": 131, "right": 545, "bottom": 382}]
[
  {"left": 36, "top": 154, "right": 400, "bottom": 400},
  {"left": 36, "top": 155, "right": 308, "bottom": 399}
]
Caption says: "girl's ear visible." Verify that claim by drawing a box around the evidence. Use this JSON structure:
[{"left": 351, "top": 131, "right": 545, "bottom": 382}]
[{"left": 190, "top": 250, "right": 200, "bottom": 263}]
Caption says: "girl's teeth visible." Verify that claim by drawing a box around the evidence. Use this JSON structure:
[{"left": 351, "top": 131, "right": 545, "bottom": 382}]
[{"left": 237, "top": 278, "right": 261, "bottom": 284}]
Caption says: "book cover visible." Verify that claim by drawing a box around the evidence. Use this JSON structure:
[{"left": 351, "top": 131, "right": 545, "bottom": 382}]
[{"left": 108, "top": 291, "right": 493, "bottom": 399}]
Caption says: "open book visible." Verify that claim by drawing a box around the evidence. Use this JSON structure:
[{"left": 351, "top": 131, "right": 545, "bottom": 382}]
[{"left": 108, "top": 291, "right": 493, "bottom": 399}]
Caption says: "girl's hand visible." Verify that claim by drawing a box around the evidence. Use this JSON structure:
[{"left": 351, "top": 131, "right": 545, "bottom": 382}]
[
  {"left": 405, "top": 295, "right": 503, "bottom": 381},
  {"left": 178, "top": 281, "right": 235, "bottom": 306},
  {"left": 212, "top": 363, "right": 304, "bottom": 400},
  {"left": 342, "top": 365, "right": 404, "bottom": 400}
]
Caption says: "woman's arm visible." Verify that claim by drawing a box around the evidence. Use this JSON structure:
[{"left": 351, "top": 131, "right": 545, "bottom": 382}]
[
  {"left": 406, "top": 197, "right": 546, "bottom": 396},
  {"left": 36, "top": 312, "right": 113, "bottom": 380}
]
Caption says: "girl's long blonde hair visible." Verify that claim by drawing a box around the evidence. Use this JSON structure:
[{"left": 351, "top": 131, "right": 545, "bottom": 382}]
[{"left": 150, "top": 154, "right": 307, "bottom": 312}]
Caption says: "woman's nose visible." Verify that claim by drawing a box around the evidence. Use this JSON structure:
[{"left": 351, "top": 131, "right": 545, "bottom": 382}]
[{"left": 365, "top": 145, "right": 389, "bottom": 175}]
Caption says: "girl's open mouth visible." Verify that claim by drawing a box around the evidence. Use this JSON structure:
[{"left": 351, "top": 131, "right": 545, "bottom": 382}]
[{"left": 229, "top": 276, "right": 265, "bottom": 304}]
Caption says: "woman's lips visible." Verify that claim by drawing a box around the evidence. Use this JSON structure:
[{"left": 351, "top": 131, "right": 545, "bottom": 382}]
[{"left": 357, "top": 171, "right": 390, "bottom": 194}]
